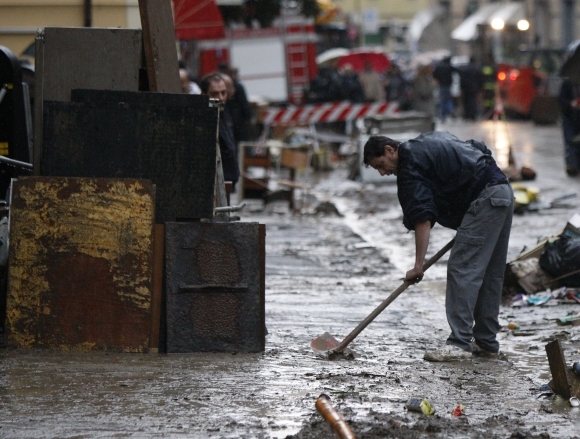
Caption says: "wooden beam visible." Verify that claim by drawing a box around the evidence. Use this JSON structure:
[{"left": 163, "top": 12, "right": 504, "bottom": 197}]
[
  {"left": 149, "top": 224, "right": 165, "bottom": 353},
  {"left": 138, "top": 0, "right": 181, "bottom": 93},
  {"left": 545, "top": 339, "right": 571, "bottom": 399}
]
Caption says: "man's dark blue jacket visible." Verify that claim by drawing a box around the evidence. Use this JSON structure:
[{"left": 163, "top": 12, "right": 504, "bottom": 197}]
[{"left": 397, "top": 131, "right": 505, "bottom": 231}]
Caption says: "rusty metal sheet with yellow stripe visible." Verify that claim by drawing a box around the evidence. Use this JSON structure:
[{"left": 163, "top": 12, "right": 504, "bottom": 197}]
[{"left": 6, "top": 177, "right": 155, "bottom": 352}]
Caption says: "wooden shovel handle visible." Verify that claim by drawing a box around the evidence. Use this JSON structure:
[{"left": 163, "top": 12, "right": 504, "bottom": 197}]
[{"left": 332, "top": 238, "right": 455, "bottom": 353}]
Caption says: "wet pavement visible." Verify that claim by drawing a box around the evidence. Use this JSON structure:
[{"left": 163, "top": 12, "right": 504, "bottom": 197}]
[{"left": 1, "top": 119, "right": 580, "bottom": 438}]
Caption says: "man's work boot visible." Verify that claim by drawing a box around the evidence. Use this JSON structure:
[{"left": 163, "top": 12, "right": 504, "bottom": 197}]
[{"left": 424, "top": 344, "right": 471, "bottom": 362}]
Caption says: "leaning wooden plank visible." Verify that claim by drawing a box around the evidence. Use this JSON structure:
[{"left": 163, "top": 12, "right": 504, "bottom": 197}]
[
  {"left": 277, "top": 179, "right": 312, "bottom": 190},
  {"left": 138, "top": 0, "right": 181, "bottom": 93},
  {"left": 6, "top": 177, "right": 155, "bottom": 352},
  {"left": 545, "top": 339, "right": 571, "bottom": 399}
]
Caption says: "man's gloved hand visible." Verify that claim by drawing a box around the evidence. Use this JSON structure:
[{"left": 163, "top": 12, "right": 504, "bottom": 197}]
[{"left": 405, "top": 267, "right": 424, "bottom": 284}]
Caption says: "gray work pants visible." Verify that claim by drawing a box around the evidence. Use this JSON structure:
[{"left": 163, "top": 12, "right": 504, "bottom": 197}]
[{"left": 445, "top": 183, "right": 514, "bottom": 353}]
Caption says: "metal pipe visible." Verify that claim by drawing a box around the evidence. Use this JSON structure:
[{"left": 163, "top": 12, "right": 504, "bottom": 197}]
[
  {"left": 214, "top": 202, "right": 246, "bottom": 213},
  {"left": 315, "top": 394, "right": 357, "bottom": 439},
  {"left": 0, "top": 85, "right": 7, "bottom": 105},
  {"left": 0, "top": 155, "right": 33, "bottom": 171}
]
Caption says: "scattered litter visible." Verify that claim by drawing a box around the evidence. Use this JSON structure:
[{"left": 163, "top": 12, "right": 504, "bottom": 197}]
[
  {"left": 573, "top": 362, "right": 580, "bottom": 377},
  {"left": 507, "top": 322, "right": 519, "bottom": 330},
  {"left": 557, "top": 313, "right": 580, "bottom": 326},
  {"left": 539, "top": 235, "right": 580, "bottom": 287},
  {"left": 538, "top": 384, "right": 552, "bottom": 392},
  {"left": 511, "top": 287, "right": 580, "bottom": 307},
  {"left": 451, "top": 404, "right": 465, "bottom": 416},
  {"left": 527, "top": 291, "right": 552, "bottom": 306},
  {"left": 314, "top": 201, "right": 342, "bottom": 216},
  {"left": 405, "top": 397, "right": 435, "bottom": 415},
  {"left": 570, "top": 397, "right": 580, "bottom": 407}
]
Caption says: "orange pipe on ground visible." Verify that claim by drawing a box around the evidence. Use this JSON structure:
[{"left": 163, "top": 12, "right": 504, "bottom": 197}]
[{"left": 315, "top": 394, "right": 357, "bottom": 439}]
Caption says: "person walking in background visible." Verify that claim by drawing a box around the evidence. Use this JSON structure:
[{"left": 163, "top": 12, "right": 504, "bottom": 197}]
[
  {"left": 432, "top": 56, "right": 457, "bottom": 122},
  {"left": 179, "top": 68, "right": 201, "bottom": 95},
  {"left": 412, "top": 64, "right": 435, "bottom": 118},
  {"left": 559, "top": 78, "right": 580, "bottom": 176},
  {"left": 359, "top": 60, "right": 385, "bottom": 102},
  {"left": 339, "top": 63, "right": 365, "bottom": 103},
  {"left": 458, "top": 57, "right": 482, "bottom": 121},
  {"left": 307, "top": 65, "right": 344, "bottom": 103},
  {"left": 384, "top": 63, "right": 411, "bottom": 110}
]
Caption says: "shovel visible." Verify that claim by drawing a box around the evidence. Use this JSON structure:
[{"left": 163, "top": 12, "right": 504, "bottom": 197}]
[{"left": 311, "top": 238, "right": 455, "bottom": 358}]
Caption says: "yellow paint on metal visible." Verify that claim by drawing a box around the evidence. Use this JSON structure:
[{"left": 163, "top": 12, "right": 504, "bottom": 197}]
[{"left": 7, "top": 178, "right": 155, "bottom": 351}]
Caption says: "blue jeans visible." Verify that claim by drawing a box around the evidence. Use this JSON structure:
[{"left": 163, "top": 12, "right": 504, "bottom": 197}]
[
  {"left": 562, "top": 116, "right": 580, "bottom": 172},
  {"left": 438, "top": 86, "right": 454, "bottom": 122}
]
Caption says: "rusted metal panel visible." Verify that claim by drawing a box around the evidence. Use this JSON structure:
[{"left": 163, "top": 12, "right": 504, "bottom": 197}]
[
  {"left": 6, "top": 177, "right": 155, "bottom": 352},
  {"left": 41, "top": 92, "right": 217, "bottom": 221},
  {"left": 165, "top": 222, "right": 266, "bottom": 353}
]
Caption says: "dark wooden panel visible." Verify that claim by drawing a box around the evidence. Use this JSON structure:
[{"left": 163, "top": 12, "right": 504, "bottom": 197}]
[
  {"left": 545, "top": 339, "right": 572, "bottom": 399},
  {"left": 165, "top": 222, "right": 265, "bottom": 353},
  {"left": 71, "top": 89, "right": 197, "bottom": 106},
  {"left": 41, "top": 27, "right": 142, "bottom": 102},
  {"left": 6, "top": 177, "right": 155, "bottom": 352},
  {"left": 149, "top": 224, "right": 165, "bottom": 352},
  {"left": 34, "top": 27, "right": 143, "bottom": 175},
  {"left": 138, "top": 0, "right": 181, "bottom": 93},
  {"left": 41, "top": 93, "right": 217, "bottom": 221}
]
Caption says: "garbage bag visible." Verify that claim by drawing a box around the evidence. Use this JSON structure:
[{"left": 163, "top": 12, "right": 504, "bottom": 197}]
[{"left": 538, "top": 235, "right": 580, "bottom": 287}]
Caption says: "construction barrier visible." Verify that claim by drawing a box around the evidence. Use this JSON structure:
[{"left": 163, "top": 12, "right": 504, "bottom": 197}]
[{"left": 260, "top": 101, "right": 400, "bottom": 126}]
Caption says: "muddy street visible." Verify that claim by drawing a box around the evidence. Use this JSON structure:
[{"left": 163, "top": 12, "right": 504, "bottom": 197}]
[{"left": 1, "top": 119, "right": 580, "bottom": 438}]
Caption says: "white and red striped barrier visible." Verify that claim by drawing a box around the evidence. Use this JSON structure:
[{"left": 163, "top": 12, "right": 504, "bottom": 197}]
[{"left": 260, "top": 101, "right": 400, "bottom": 126}]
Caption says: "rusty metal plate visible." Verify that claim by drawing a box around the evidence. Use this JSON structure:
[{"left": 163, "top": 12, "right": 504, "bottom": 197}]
[
  {"left": 6, "top": 177, "right": 155, "bottom": 352},
  {"left": 165, "top": 222, "right": 265, "bottom": 353},
  {"left": 41, "top": 92, "right": 217, "bottom": 221}
]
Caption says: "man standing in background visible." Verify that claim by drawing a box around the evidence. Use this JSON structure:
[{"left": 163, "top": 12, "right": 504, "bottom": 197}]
[{"left": 200, "top": 72, "right": 240, "bottom": 190}]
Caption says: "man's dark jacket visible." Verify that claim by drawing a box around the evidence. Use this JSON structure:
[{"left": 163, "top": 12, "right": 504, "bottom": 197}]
[
  {"left": 397, "top": 131, "right": 505, "bottom": 231},
  {"left": 432, "top": 60, "right": 456, "bottom": 87},
  {"left": 219, "top": 110, "right": 240, "bottom": 185}
]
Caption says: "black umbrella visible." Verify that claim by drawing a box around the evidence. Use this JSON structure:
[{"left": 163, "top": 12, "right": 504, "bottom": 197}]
[{"left": 560, "top": 40, "right": 580, "bottom": 83}]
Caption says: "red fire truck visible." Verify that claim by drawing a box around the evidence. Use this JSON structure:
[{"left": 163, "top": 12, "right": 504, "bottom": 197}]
[{"left": 174, "top": 0, "right": 318, "bottom": 104}]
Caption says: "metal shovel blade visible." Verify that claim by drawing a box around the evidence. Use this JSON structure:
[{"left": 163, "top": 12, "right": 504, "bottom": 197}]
[
  {"left": 310, "top": 238, "right": 455, "bottom": 360},
  {"left": 310, "top": 332, "right": 355, "bottom": 359},
  {"left": 311, "top": 332, "right": 340, "bottom": 353}
]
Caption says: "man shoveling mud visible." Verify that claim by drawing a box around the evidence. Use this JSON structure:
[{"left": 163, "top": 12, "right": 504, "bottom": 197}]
[{"left": 363, "top": 131, "right": 514, "bottom": 362}]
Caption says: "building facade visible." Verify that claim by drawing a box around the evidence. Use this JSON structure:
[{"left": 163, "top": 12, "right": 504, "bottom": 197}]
[{"left": 0, "top": 0, "right": 140, "bottom": 57}]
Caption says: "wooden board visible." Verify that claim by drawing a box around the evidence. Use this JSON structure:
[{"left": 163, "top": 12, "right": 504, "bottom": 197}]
[
  {"left": 138, "top": 0, "right": 181, "bottom": 93},
  {"left": 545, "top": 339, "right": 571, "bottom": 399},
  {"left": 149, "top": 224, "right": 165, "bottom": 353},
  {"left": 6, "top": 177, "right": 155, "bottom": 352},
  {"left": 280, "top": 149, "right": 310, "bottom": 170}
]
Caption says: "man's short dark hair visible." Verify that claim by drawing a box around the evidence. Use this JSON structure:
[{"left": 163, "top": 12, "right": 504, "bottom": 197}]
[
  {"left": 200, "top": 72, "right": 224, "bottom": 94},
  {"left": 362, "top": 136, "right": 401, "bottom": 167}
]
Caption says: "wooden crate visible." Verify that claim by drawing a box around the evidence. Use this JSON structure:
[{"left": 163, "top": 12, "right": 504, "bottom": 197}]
[{"left": 6, "top": 177, "right": 155, "bottom": 352}]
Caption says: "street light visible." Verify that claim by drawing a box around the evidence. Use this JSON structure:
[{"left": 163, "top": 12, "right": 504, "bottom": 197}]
[
  {"left": 490, "top": 17, "right": 504, "bottom": 62},
  {"left": 491, "top": 17, "right": 505, "bottom": 31},
  {"left": 517, "top": 19, "right": 530, "bottom": 31}
]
